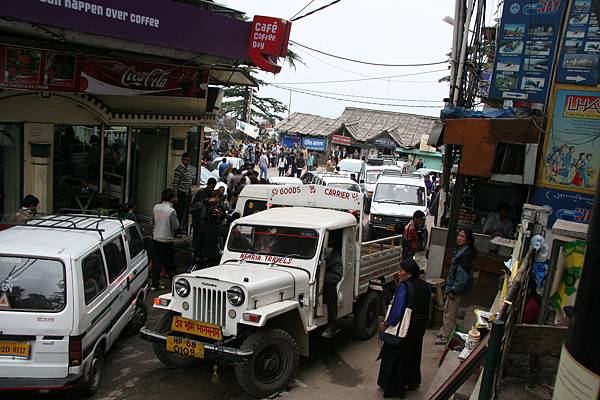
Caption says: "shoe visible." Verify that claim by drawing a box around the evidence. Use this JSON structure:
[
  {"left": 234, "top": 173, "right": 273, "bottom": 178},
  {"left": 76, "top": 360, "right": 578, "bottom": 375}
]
[{"left": 407, "top": 383, "right": 420, "bottom": 391}]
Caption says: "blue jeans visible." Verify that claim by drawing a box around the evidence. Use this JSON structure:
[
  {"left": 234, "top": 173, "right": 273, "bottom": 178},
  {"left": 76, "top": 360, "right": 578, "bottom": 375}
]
[{"left": 260, "top": 165, "right": 268, "bottom": 180}]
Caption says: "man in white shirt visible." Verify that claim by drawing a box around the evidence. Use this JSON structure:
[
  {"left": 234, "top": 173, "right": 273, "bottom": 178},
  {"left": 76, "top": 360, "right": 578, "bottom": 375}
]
[{"left": 152, "top": 189, "right": 179, "bottom": 290}]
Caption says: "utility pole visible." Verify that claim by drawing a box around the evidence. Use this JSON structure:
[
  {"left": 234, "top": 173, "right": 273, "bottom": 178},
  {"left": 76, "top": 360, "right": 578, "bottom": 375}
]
[{"left": 242, "top": 86, "right": 253, "bottom": 123}]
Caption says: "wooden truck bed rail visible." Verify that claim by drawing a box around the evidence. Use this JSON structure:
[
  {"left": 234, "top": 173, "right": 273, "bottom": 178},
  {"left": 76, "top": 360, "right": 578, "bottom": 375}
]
[{"left": 357, "top": 235, "right": 403, "bottom": 294}]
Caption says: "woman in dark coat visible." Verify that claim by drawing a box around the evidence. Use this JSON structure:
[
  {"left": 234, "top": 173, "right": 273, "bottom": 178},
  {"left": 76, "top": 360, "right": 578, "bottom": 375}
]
[{"left": 377, "top": 258, "right": 431, "bottom": 398}]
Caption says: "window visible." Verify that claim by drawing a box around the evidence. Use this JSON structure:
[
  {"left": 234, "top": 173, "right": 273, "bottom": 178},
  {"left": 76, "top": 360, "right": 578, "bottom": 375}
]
[
  {"left": 103, "top": 237, "right": 127, "bottom": 282},
  {"left": 126, "top": 226, "right": 144, "bottom": 258},
  {"left": 0, "top": 256, "right": 65, "bottom": 312},
  {"left": 228, "top": 224, "right": 319, "bottom": 259},
  {"left": 329, "top": 183, "right": 361, "bottom": 192},
  {"left": 374, "top": 183, "right": 425, "bottom": 206},
  {"left": 243, "top": 200, "right": 268, "bottom": 217},
  {"left": 82, "top": 250, "right": 108, "bottom": 305}
]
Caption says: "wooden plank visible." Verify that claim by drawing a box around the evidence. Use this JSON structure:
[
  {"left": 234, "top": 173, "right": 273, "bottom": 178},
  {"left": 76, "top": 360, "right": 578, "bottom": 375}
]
[{"left": 508, "top": 324, "right": 567, "bottom": 357}]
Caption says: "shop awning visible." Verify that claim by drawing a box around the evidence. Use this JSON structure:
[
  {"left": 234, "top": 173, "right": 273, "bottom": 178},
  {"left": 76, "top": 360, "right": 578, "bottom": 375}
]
[{"left": 209, "top": 68, "right": 259, "bottom": 87}]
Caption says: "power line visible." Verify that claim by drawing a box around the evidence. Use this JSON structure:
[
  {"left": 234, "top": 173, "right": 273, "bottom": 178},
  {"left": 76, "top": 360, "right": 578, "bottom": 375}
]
[
  {"left": 271, "top": 84, "right": 442, "bottom": 102},
  {"left": 267, "top": 68, "right": 448, "bottom": 85},
  {"left": 291, "top": 41, "right": 449, "bottom": 67},
  {"left": 291, "top": 0, "right": 342, "bottom": 22},
  {"left": 270, "top": 85, "right": 445, "bottom": 108},
  {"left": 290, "top": 0, "right": 318, "bottom": 20}
]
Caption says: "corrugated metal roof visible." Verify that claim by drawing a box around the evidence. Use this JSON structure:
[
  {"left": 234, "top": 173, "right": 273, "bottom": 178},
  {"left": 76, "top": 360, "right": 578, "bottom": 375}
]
[
  {"left": 275, "top": 112, "right": 337, "bottom": 137},
  {"left": 334, "top": 107, "right": 439, "bottom": 148}
]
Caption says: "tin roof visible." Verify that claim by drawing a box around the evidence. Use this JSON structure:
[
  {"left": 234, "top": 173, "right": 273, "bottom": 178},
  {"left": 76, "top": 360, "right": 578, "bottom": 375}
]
[
  {"left": 275, "top": 112, "right": 337, "bottom": 137},
  {"left": 334, "top": 107, "right": 438, "bottom": 148}
]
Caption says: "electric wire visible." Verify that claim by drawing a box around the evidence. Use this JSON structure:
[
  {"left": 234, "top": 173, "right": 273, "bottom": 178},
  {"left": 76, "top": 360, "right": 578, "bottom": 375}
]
[
  {"left": 266, "top": 68, "right": 449, "bottom": 85},
  {"left": 290, "top": 0, "right": 318, "bottom": 20},
  {"left": 291, "top": 0, "right": 342, "bottom": 21},
  {"left": 270, "top": 84, "right": 442, "bottom": 102},
  {"left": 290, "top": 41, "right": 449, "bottom": 67},
  {"left": 269, "top": 85, "right": 445, "bottom": 108}
]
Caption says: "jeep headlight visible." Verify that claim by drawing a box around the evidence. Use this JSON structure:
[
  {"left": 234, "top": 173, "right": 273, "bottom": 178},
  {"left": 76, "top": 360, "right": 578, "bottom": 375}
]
[
  {"left": 227, "top": 286, "right": 245, "bottom": 306},
  {"left": 371, "top": 214, "right": 383, "bottom": 223},
  {"left": 174, "top": 278, "right": 190, "bottom": 298}
]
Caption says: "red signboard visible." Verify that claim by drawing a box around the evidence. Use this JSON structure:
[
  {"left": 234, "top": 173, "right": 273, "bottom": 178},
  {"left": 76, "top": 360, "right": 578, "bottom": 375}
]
[
  {"left": 331, "top": 134, "right": 352, "bottom": 146},
  {"left": 248, "top": 16, "right": 291, "bottom": 74},
  {"left": 0, "top": 44, "right": 208, "bottom": 98}
]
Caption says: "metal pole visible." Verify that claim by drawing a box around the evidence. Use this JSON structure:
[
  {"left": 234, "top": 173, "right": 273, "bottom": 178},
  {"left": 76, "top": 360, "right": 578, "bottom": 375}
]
[
  {"left": 453, "top": 0, "right": 476, "bottom": 105},
  {"left": 449, "top": 0, "right": 463, "bottom": 102},
  {"left": 478, "top": 320, "right": 505, "bottom": 400}
]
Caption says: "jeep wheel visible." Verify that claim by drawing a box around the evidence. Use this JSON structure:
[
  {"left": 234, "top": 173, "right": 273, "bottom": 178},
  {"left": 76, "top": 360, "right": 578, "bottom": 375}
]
[
  {"left": 353, "top": 291, "right": 380, "bottom": 340},
  {"left": 123, "top": 300, "right": 148, "bottom": 337},
  {"left": 235, "top": 329, "right": 299, "bottom": 398},
  {"left": 152, "top": 311, "right": 198, "bottom": 368}
]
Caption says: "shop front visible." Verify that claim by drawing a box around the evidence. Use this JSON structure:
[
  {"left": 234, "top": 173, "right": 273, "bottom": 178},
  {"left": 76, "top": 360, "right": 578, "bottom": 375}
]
[{"left": 328, "top": 133, "right": 368, "bottom": 159}]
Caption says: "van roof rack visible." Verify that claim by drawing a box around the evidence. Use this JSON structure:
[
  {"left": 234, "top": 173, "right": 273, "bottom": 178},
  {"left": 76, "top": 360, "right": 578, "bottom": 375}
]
[
  {"left": 4, "top": 213, "right": 125, "bottom": 240},
  {"left": 380, "top": 169, "right": 422, "bottom": 178}
]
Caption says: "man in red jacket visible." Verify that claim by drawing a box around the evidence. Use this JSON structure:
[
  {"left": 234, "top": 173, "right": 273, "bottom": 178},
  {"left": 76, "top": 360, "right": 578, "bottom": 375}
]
[{"left": 403, "top": 210, "right": 425, "bottom": 260}]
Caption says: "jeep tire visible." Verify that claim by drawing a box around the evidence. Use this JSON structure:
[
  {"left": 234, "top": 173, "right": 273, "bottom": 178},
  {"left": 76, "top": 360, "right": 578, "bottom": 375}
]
[
  {"left": 353, "top": 291, "right": 380, "bottom": 340},
  {"left": 235, "top": 329, "right": 299, "bottom": 398}
]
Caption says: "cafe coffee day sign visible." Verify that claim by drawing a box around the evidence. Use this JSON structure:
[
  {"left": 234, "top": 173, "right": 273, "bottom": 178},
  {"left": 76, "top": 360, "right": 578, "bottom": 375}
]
[
  {"left": 488, "top": 0, "right": 566, "bottom": 103},
  {"left": 0, "top": 1, "right": 291, "bottom": 73}
]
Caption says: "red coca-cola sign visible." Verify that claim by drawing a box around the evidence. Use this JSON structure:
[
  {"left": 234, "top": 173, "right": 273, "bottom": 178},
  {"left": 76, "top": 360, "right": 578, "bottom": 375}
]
[{"left": 79, "top": 57, "right": 208, "bottom": 98}]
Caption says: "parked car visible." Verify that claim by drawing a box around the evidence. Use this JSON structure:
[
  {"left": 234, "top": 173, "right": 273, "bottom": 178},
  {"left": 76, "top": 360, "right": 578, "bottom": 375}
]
[{"left": 0, "top": 214, "right": 149, "bottom": 395}]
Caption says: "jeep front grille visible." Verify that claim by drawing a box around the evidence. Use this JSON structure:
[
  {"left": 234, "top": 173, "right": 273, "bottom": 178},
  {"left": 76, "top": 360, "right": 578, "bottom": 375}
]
[{"left": 193, "top": 287, "right": 227, "bottom": 327}]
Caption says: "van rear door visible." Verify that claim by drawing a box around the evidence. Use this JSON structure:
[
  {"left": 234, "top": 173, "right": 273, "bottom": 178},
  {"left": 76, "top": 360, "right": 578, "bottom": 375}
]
[{"left": 0, "top": 255, "right": 73, "bottom": 379}]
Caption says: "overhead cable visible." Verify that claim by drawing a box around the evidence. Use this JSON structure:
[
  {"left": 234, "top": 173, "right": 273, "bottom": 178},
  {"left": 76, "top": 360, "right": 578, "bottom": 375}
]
[
  {"left": 267, "top": 68, "right": 448, "bottom": 85},
  {"left": 291, "top": 41, "right": 449, "bottom": 67},
  {"left": 291, "top": 0, "right": 342, "bottom": 21},
  {"left": 290, "top": 0, "right": 318, "bottom": 20},
  {"left": 270, "top": 85, "right": 445, "bottom": 108},
  {"left": 270, "top": 84, "right": 442, "bottom": 102}
]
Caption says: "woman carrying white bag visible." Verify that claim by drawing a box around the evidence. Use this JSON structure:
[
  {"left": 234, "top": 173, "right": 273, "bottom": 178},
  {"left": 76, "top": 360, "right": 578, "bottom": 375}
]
[{"left": 377, "top": 258, "right": 431, "bottom": 399}]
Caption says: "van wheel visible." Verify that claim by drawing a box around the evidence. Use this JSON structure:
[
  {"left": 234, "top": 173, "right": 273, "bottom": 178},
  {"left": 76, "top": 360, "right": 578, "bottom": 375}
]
[
  {"left": 81, "top": 346, "right": 104, "bottom": 396},
  {"left": 123, "top": 301, "right": 148, "bottom": 336},
  {"left": 235, "top": 329, "right": 299, "bottom": 398},
  {"left": 152, "top": 311, "right": 198, "bottom": 368},
  {"left": 353, "top": 291, "right": 380, "bottom": 340}
]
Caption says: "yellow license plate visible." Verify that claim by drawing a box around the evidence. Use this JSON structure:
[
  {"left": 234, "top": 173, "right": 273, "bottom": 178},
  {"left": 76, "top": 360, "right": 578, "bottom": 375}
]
[
  {"left": 166, "top": 336, "right": 204, "bottom": 358},
  {"left": 0, "top": 341, "right": 30, "bottom": 358},
  {"left": 171, "top": 316, "right": 223, "bottom": 341},
  {"left": 386, "top": 225, "right": 396, "bottom": 231}
]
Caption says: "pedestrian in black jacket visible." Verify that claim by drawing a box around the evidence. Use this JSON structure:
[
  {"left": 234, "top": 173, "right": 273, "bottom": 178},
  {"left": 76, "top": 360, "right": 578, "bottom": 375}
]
[{"left": 194, "top": 205, "right": 228, "bottom": 268}]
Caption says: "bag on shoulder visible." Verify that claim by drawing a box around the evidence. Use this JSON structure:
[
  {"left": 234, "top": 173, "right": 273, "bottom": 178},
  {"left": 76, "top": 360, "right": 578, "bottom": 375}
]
[{"left": 378, "top": 282, "right": 413, "bottom": 346}]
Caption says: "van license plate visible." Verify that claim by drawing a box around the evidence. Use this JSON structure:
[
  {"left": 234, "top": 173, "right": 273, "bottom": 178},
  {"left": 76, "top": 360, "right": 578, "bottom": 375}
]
[
  {"left": 166, "top": 336, "right": 204, "bottom": 358},
  {"left": 0, "top": 341, "right": 30, "bottom": 358},
  {"left": 171, "top": 316, "right": 223, "bottom": 340}
]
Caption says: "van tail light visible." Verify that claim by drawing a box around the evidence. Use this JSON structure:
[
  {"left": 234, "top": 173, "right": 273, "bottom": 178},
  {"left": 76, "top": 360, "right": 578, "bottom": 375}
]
[{"left": 69, "top": 336, "right": 82, "bottom": 367}]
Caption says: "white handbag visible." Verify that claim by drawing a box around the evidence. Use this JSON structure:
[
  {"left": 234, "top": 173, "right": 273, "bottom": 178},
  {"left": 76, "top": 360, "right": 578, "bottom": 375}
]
[{"left": 380, "top": 282, "right": 413, "bottom": 343}]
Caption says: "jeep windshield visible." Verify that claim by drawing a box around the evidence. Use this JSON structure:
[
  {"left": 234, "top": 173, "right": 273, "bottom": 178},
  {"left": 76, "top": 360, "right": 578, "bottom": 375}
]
[
  {"left": 228, "top": 225, "right": 319, "bottom": 260},
  {"left": 337, "top": 160, "right": 362, "bottom": 173},
  {"left": 374, "top": 183, "right": 425, "bottom": 206},
  {"left": 0, "top": 256, "right": 66, "bottom": 312}
]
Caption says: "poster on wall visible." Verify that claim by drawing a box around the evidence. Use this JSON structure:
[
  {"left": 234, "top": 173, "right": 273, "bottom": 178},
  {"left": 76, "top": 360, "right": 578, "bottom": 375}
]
[
  {"left": 488, "top": 0, "right": 567, "bottom": 103},
  {"left": 556, "top": 0, "right": 600, "bottom": 85},
  {"left": 532, "top": 187, "right": 594, "bottom": 226},
  {"left": 539, "top": 89, "right": 599, "bottom": 194}
]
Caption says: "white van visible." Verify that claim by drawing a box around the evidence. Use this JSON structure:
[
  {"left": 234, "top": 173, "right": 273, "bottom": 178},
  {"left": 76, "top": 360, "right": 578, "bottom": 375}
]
[
  {"left": 0, "top": 214, "right": 149, "bottom": 395},
  {"left": 368, "top": 171, "right": 428, "bottom": 238}
]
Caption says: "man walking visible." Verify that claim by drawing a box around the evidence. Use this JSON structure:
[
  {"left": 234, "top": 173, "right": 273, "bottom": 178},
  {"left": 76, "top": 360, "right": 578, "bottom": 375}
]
[
  {"left": 295, "top": 153, "right": 305, "bottom": 178},
  {"left": 402, "top": 210, "right": 425, "bottom": 260},
  {"left": 172, "top": 153, "right": 192, "bottom": 233},
  {"left": 152, "top": 189, "right": 179, "bottom": 290},
  {"left": 259, "top": 151, "right": 269, "bottom": 181}
]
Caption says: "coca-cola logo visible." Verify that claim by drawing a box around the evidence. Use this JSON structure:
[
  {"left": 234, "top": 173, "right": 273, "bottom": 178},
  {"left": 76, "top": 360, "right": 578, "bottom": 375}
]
[{"left": 121, "top": 66, "right": 170, "bottom": 90}]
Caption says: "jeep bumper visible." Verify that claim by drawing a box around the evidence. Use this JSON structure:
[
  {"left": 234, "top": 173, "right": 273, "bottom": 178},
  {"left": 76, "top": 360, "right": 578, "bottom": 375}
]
[{"left": 139, "top": 327, "right": 253, "bottom": 362}]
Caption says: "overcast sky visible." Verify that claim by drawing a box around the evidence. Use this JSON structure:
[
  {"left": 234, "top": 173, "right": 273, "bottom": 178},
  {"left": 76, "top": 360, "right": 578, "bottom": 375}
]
[{"left": 223, "top": 0, "right": 457, "bottom": 119}]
